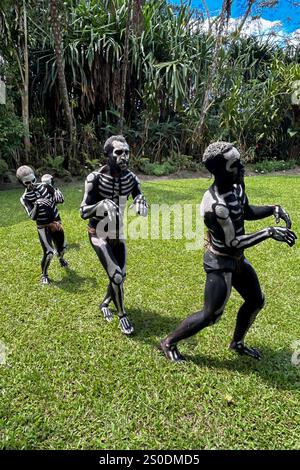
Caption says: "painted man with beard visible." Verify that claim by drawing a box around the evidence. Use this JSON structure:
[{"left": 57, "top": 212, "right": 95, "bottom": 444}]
[
  {"left": 160, "top": 141, "right": 297, "bottom": 362},
  {"left": 80, "top": 135, "right": 148, "bottom": 336}
]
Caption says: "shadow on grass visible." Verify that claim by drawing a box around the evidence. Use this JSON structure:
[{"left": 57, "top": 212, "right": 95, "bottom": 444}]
[
  {"left": 127, "top": 307, "right": 181, "bottom": 341},
  {"left": 188, "top": 348, "right": 300, "bottom": 391},
  {"left": 52, "top": 268, "right": 98, "bottom": 292},
  {"left": 145, "top": 186, "right": 205, "bottom": 204},
  {"left": 67, "top": 243, "right": 81, "bottom": 251},
  {"left": 127, "top": 308, "right": 300, "bottom": 391}
]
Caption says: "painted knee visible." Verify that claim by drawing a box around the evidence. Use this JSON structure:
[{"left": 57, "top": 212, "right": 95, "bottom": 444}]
[
  {"left": 111, "top": 269, "right": 123, "bottom": 285},
  {"left": 258, "top": 293, "right": 265, "bottom": 309},
  {"left": 199, "top": 309, "right": 223, "bottom": 327},
  {"left": 58, "top": 245, "right": 67, "bottom": 257},
  {"left": 208, "top": 311, "right": 223, "bottom": 326},
  {"left": 250, "top": 293, "right": 265, "bottom": 311},
  {"left": 45, "top": 250, "right": 54, "bottom": 261}
]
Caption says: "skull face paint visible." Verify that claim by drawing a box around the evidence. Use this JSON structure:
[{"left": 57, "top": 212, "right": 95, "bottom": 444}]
[
  {"left": 223, "top": 147, "right": 244, "bottom": 183},
  {"left": 224, "top": 147, "right": 240, "bottom": 172},
  {"left": 111, "top": 140, "right": 130, "bottom": 170},
  {"left": 16, "top": 165, "right": 36, "bottom": 188}
]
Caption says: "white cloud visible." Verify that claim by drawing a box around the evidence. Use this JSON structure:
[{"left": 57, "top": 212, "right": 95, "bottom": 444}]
[
  {"left": 192, "top": 15, "right": 300, "bottom": 46},
  {"left": 201, "top": 16, "right": 283, "bottom": 37},
  {"left": 288, "top": 28, "right": 300, "bottom": 46},
  {"left": 233, "top": 17, "right": 282, "bottom": 36}
]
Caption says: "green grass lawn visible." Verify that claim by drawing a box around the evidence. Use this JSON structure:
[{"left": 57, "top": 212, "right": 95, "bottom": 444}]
[{"left": 0, "top": 176, "right": 299, "bottom": 450}]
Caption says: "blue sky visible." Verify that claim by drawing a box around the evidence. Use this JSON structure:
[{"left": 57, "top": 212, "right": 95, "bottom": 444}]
[{"left": 170, "top": 1, "right": 300, "bottom": 33}]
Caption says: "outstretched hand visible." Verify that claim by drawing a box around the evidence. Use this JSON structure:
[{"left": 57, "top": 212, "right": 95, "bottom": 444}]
[
  {"left": 130, "top": 195, "right": 148, "bottom": 217},
  {"left": 273, "top": 205, "right": 291, "bottom": 228},
  {"left": 54, "top": 189, "right": 64, "bottom": 203},
  {"left": 269, "top": 226, "right": 297, "bottom": 247},
  {"left": 95, "top": 199, "right": 119, "bottom": 222}
]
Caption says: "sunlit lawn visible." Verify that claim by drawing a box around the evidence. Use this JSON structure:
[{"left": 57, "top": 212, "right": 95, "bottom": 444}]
[{"left": 0, "top": 176, "right": 299, "bottom": 449}]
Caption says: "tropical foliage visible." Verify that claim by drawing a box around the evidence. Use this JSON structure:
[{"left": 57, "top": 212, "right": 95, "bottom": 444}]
[{"left": 0, "top": 0, "right": 299, "bottom": 176}]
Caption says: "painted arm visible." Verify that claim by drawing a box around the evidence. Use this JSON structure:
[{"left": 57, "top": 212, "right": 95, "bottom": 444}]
[
  {"left": 215, "top": 204, "right": 296, "bottom": 249},
  {"left": 20, "top": 195, "right": 38, "bottom": 220},
  {"left": 244, "top": 195, "right": 291, "bottom": 228},
  {"left": 80, "top": 172, "right": 101, "bottom": 220}
]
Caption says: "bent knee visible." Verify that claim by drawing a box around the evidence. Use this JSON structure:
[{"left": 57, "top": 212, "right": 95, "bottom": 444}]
[
  {"left": 250, "top": 293, "right": 265, "bottom": 310},
  {"left": 111, "top": 269, "right": 123, "bottom": 285},
  {"left": 258, "top": 293, "right": 265, "bottom": 309},
  {"left": 208, "top": 310, "right": 223, "bottom": 326},
  {"left": 201, "top": 308, "right": 223, "bottom": 326}
]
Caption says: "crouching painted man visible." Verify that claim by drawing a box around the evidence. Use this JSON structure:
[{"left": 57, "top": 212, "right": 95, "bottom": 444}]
[
  {"left": 16, "top": 166, "right": 68, "bottom": 285},
  {"left": 80, "top": 135, "right": 148, "bottom": 336},
  {"left": 160, "top": 141, "right": 297, "bottom": 362}
]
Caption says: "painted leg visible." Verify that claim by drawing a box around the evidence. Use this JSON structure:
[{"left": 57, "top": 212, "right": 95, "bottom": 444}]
[
  {"left": 89, "top": 234, "right": 133, "bottom": 335},
  {"left": 160, "top": 271, "right": 232, "bottom": 362},
  {"left": 100, "top": 284, "right": 114, "bottom": 322},
  {"left": 230, "top": 258, "right": 265, "bottom": 360},
  {"left": 51, "top": 225, "right": 68, "bottom": 268},
  {"left": 38, "top": 227, "right": 54, "bottom": 284}
]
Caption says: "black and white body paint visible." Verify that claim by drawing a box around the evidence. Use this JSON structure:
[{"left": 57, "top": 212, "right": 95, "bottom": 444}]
[
  {"left": 160, "top": 141, "right": 296, "bottom": 362},
  {"left": 80, "top": 135, "right": 148, "bottom": 335},
  {"left": 16, "top": 166, "right": 67, "bottom": 284}
]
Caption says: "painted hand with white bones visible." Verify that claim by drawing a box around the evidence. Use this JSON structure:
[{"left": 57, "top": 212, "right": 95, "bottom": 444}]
[
  {"left": 273, "top": 205, "right": 291, "bottom": 228},
  {"left": 95, "top": 198, "right": 119, "bottom": 222},
  {"left": 130, "top": 194, "right": 148, "bottom": 217}
]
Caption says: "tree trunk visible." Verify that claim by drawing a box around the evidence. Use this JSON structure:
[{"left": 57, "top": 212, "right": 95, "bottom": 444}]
[
  {"left": 118, "top": 0, "right": 133, "bottom": 134},
  {"left": 132, "top": 0, "right": 144, "bottom": 36},
  {"left": 22, "top": 0, "right": 30, "bottom": 158},
  {"left": 234, "top": 0, "right": 255, "bottom": 37},
  {"left": 50, "top": 0, "right": 74, "bottom": 169},
  {"left": 195, "top": 0, "right": 232, "bottom": 154}
]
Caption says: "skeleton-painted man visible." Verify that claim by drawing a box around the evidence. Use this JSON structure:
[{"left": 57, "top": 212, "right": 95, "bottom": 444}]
[
  {"left": 80, "top": 135, "right": 148, "bottom": 335},
  {"left": 160, "top": 141, "right": 297, "bottom": 362},
  {"left": 16, "top": 166, "right": 68, "bottom": 285}
]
